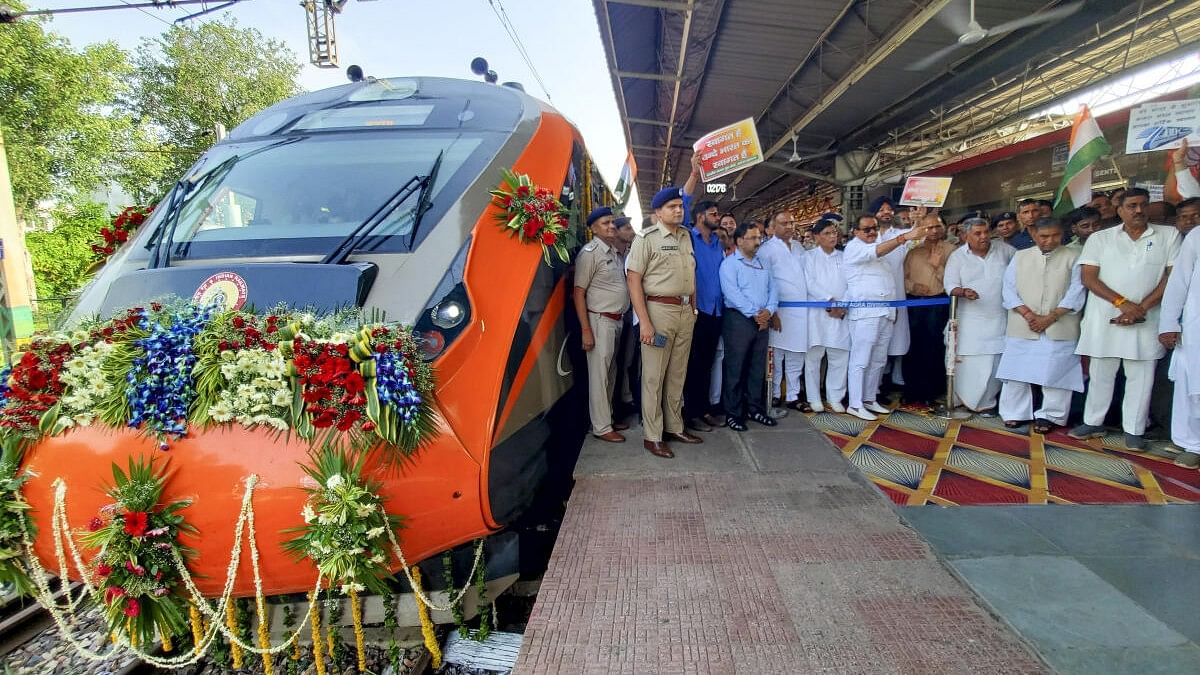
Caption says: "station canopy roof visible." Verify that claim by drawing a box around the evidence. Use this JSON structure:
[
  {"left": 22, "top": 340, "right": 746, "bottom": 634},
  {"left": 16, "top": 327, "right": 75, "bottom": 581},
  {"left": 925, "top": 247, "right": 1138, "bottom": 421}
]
[{"left": 592, "top": 0, "right": 1200, "bottom": 217}]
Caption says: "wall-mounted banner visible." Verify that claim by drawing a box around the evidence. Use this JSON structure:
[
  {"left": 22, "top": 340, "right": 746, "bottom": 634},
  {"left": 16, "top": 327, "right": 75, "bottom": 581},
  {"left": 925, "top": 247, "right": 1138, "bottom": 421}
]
[
  {"left": 899, "top": 176, "right": 953, "bottom": 207},
  {"left": 1126, "top": 99, "right": 1200, "bottom": 154},
  {"left": 693, "top": 118, "right": 764, "bottom": 182}
]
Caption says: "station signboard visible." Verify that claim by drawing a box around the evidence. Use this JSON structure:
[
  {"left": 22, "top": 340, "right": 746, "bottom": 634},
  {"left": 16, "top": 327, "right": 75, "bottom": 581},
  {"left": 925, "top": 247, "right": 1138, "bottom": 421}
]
[{"left": 693, "top": 118, "right": 764, "bottom": 182}]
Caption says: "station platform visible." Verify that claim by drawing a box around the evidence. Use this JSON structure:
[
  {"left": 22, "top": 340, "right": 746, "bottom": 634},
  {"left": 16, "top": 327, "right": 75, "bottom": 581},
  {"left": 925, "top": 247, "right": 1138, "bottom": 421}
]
[{"left": 513, "top": 413, "right": 1046, "bottom": 674}]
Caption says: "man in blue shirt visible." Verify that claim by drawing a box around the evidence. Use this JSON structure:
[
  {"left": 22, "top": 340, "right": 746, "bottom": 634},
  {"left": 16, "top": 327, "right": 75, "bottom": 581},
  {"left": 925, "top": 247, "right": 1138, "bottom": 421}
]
[
  {"left": 682, "top": 197, "right": 727, "bottom": 430},
  {"left": 719, "top": 222, "right": 779, "bottom": 431}
]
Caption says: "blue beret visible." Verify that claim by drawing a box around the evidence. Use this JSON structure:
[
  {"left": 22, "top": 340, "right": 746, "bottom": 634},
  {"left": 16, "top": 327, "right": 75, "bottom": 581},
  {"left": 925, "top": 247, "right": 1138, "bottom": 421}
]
[
  {"left": 651, "top": 186, "right": 683, "bottom": 210},
  {"left": 819, "top": 212, "right": 843, "bottom": 222},
  {"left": 586, "top": 206, "right": 613, "bottom": 227},
  {"left": 867, "top": 196, "right": 895, "bottom": 215}
]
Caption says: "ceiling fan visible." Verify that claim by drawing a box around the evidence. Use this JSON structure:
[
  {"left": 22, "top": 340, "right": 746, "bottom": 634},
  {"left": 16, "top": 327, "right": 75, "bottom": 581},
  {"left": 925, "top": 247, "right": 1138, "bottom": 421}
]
[{"left": 906, "top": 0, "right": 1084, "bottom": 71}]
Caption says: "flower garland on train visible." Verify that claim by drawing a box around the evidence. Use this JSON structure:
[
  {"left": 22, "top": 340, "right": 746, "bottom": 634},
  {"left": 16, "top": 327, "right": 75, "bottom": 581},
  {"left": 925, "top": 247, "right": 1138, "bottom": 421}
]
[
  {"left": 7, "top": 447, "right": 491, "bottom": 671},
  {"left": 80, "top": 457, "right": 196, "bottom": 649},
  {"left": 0, "top": 303, "right": 438, "bottom": 456},
  {"left": 490, "top": 168, "right": 574, "bottom": 264},
  {"left": 91, "top": 205, "right": 154, "bottom": 261}
]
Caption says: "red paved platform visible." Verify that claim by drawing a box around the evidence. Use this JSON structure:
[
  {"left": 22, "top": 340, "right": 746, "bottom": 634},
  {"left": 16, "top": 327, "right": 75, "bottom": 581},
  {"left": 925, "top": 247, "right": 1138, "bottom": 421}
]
[{"left": 514, "top": 418, "right": 1046, "bottom": 674}]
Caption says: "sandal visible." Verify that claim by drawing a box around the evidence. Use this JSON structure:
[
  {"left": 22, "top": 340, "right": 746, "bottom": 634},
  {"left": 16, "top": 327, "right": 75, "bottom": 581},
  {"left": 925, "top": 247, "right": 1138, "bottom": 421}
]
[
  {"left": 786, "top": 400, "right": 812, "bottom": 413},
  {"left": 1033, "top": 419, "right": 1055, "bottom": 435},
  {"left": 1003, "top": 420, "right": 1027, "bottom": 430}
]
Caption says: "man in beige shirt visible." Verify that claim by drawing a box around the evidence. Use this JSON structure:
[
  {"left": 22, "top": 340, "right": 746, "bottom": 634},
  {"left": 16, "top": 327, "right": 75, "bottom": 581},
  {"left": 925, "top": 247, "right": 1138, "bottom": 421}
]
[
  {"left": 627, "top": 187, "right": 701, "bottom": 458},
  {"left": 574, "top": 207, "right": 631, "bottom": 443},
  {"left": 902, "top": 212, "right": 955, "bottom": 407}
]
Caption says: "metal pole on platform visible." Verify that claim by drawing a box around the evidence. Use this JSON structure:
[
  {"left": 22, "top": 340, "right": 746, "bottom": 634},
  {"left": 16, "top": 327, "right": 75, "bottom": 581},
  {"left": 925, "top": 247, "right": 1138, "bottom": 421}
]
[{"left": 934, "top": 295, "right": 970, "bottom": 420}]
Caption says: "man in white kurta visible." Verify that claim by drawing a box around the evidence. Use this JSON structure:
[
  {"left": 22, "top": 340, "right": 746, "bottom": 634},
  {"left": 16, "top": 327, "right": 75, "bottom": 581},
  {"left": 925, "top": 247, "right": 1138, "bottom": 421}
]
[
  {"left": 1159, "top": 224, "right": 1200, "bottom": 468},
  {"left": 871, "top": 198, "right": 913, "bottom": 386},
  {"left": 760, "top": 212, "right": 809, "bottom": 409},
  {"left": 805, "top": 219, "right": 851, "bottom": 413},
  {"left": 944, "top": 218, "right": 1014, "bottom": 412},
  {"left": 1071, "top": 187, "right": 1181, "bottom": 449},
  {"left": 997, "top": 218, "right": 1087, "bottom": 431},
  {"left": 842, "top": 214, "right": 933, "bottom": 420}
]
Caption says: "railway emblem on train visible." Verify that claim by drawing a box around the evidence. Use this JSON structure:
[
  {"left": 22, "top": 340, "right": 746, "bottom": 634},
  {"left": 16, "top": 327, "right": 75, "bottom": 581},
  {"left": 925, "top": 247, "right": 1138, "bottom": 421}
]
[{"left": 193, "top": 271, "right": 248, "bottom": 310}]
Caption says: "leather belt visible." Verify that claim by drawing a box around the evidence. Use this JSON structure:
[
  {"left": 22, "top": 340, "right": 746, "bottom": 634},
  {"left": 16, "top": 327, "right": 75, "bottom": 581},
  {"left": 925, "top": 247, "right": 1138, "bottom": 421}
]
[
  {"left": 588, "top": 310, "right": 624, "bottom": 321},
  {"left": 646, "top": 295, "right": 690, "bottom": 306}
]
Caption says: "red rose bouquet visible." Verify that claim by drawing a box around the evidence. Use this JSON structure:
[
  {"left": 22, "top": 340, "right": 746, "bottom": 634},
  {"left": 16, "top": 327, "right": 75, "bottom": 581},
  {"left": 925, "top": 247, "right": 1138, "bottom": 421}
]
[
  {"left": 91, "top": 206, "right": 154, "bottom": 261},
  {"left": 489, "top": 169, "right": 573, "bottom": 264}
]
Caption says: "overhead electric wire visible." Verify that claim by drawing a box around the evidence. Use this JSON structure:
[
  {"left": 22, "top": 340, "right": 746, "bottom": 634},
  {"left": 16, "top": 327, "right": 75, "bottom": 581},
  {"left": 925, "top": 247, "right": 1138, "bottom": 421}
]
[
  {"left": 4, "top": 0, "right": 219, "bottom": 24},
  {"left": 486, "top": 0, "right": 554, "bottom": 104},
  {"left": 117, "top": 0, "right": 175, "bottom": 28}
]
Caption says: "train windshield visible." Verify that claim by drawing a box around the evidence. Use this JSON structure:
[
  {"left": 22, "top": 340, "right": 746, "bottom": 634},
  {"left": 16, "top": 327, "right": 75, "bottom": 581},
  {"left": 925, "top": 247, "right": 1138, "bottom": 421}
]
[{"left": 149, "top": 130, "right": 496, "bottom": 259}]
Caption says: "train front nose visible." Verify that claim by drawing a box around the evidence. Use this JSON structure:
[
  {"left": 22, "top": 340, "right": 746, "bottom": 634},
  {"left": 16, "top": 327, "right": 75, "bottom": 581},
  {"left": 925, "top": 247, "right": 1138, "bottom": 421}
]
[{"left": 20, "top": 420, "right": 488, "bottom": 597}]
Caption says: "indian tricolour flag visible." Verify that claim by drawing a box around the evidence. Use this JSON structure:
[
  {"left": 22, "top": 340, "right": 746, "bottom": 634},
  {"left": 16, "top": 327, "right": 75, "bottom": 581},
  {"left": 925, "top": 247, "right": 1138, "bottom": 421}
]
[
  {"left": 614, "top": 150, "right": 637, "bottom": 210},
  {"left": 1053, "top": 105, "right": 1112, "bottom": 215}
]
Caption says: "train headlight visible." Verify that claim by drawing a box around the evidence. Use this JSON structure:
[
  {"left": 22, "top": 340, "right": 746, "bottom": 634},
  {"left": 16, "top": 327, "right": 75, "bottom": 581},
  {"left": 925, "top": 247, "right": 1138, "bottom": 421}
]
[
  {"left": 414, "top": 237, "right": 472, "bottom": 362},
  {"left": 430, "top": 300, "right": 466, "bottom": 329}
]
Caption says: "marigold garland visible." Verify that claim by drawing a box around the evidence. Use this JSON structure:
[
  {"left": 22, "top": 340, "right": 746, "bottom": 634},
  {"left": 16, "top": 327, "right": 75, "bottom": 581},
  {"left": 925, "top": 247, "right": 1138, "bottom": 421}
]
[
  {"left": 188, "top": 601, "right": 204, "bottom": 649},
  {"left": 256, "top": 594, "right": 274, "bottom": 675},
  {"left": 489, "top": 168, "right": 574, "bottom": 265},
  {"left": 412, "top": 566, "right": 442, "bottom": 669},
  {"left": 350, "top": 587, "right": 366, "bottom": 671},
  {"left": 308, "top": 591, "right": 327, "bottom": 675}
]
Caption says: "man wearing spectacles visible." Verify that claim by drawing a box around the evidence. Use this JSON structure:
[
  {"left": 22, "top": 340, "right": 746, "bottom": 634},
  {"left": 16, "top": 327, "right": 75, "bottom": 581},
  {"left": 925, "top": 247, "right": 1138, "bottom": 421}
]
[
  {"left": 842, "top": 213, "right": 936, "bottom": 421},
  {"left": 719, "top": 222, "right": 779, "bottom": 431}
]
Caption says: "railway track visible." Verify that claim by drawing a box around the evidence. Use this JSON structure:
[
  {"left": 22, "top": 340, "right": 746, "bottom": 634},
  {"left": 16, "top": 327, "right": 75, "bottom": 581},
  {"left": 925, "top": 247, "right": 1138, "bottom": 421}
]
[
  {"left": 0, "top": 580, "right": 76, "bottom": 659},
  {"left": 0, "top": 582, "right": 162, "bottom": 674}
]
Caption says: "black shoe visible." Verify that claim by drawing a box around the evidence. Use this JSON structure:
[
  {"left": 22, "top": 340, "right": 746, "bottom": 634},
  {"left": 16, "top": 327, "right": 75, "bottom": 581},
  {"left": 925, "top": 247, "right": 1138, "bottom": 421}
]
[
  {"left": 727, "top": 418, "right": 748, "bottom": 432},
  {"left": 771, "top": 397, "right": 783, "bottom": 408},
  {"left": 749, "top": 411, "right": 778, "bottom": 427}
]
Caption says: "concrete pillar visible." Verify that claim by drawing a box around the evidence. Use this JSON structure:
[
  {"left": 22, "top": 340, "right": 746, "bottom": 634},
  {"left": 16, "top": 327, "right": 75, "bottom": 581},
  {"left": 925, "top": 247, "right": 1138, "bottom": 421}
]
[{"left": 0, "top": 130, "right": 36, "bottom": 363}]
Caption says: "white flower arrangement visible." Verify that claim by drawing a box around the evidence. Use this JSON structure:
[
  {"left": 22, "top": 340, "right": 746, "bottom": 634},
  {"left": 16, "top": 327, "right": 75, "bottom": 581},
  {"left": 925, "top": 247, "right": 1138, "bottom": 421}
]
[
  {"left": 209, "top": 348, "right": 290, "bottom": 431},
  {"left": 285, "top": 450, "right": 402, "bottom": 597},
  {"left": 58, "top": 341, "right": 118, "bottom": 427}
]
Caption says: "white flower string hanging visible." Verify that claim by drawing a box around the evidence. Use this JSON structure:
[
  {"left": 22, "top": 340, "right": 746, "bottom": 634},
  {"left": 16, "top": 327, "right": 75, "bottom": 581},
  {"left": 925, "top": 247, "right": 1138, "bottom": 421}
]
[{"left": 14, "top": 471, "right": 487, "bottom": 669}]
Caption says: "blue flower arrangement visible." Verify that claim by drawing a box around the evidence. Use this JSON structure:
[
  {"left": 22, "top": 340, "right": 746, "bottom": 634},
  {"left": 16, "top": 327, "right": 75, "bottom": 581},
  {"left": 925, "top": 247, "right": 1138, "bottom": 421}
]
[
  {"left": 374, "top": 351, "right": 424, "bottom": 427},
  {"left": 125, "top": 305, "right": 215, "bottom": 446}
]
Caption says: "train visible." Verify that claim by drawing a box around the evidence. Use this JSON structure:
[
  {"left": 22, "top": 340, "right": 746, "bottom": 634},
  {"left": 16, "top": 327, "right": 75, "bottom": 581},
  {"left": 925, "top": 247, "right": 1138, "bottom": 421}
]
[{"left": 19, "top": 75, "right": 610, "bottom": 598}]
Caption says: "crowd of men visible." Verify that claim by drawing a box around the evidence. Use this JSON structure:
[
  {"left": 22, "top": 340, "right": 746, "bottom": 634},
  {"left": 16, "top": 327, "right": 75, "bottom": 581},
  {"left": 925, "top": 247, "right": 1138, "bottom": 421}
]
[{"left": 573, "top": 145, "right": 1200, "bottom": 468}]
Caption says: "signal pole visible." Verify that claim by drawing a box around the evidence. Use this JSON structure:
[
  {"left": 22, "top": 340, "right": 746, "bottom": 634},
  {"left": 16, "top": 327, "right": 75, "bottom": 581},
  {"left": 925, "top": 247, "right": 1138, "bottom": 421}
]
[{"left": 0, "top": 129, "right": 36, "bottom": 364}]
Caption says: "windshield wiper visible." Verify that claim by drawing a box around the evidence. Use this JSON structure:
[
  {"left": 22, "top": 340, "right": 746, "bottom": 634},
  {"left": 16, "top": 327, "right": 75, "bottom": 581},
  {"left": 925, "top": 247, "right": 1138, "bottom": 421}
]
[
  {"left": 146, "top": 154, "right": 238, "bottom": 269},
  {"left": 146, "top": 137, "right": 304, "bottom": 269},
  {"left": 321, "top": 149, "right": 443, "bottom": 264}
]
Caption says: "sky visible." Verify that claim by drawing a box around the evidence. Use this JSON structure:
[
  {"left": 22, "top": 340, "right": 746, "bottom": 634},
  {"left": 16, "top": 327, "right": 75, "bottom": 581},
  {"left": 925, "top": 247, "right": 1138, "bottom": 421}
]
[{"left": 39, "top": 0, "right": 641, "bottom": 221}]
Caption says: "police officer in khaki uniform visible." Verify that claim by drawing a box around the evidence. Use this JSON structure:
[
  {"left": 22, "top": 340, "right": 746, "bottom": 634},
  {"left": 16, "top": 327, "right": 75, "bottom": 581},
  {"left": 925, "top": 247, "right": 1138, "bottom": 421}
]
[
  {"left": 573, "top": 207, "right": 631, "bottom": 442},
  {"left": 627, "top": 187, "right": 702, "bottom": 458}
]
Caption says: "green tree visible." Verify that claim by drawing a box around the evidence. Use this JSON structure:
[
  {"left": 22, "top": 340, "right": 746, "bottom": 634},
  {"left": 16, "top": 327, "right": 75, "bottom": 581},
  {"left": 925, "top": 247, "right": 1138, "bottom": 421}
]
[
  {"left": 0, "top": 11, "right": 131, "bottom": 218},
  {"left": 123, "top": 17, "right": 303, "bottom": 199},
  {"left": 25, "top": 201, "right": 108, "bottom": 323}
]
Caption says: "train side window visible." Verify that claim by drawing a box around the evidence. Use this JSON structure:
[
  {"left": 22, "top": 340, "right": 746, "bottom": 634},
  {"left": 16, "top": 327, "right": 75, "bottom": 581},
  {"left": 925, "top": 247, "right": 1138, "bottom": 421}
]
[{"left": 560, "top": 143, "right": 586, "bottom": 238}]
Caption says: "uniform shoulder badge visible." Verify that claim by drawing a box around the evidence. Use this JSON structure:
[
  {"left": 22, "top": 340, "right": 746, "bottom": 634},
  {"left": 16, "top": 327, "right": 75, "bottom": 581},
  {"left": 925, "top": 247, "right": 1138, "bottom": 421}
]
[{"left": 583, "top": 240, "right": 598, "bottom": 251}]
